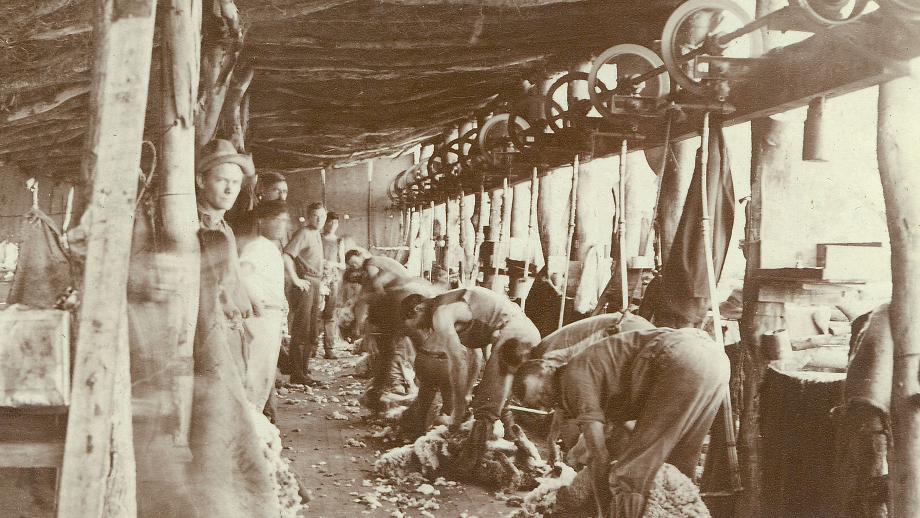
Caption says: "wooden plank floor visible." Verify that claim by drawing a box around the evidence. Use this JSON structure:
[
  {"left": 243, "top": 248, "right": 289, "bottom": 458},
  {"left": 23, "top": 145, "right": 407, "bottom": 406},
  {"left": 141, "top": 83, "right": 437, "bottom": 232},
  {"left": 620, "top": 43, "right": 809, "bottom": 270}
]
[{"left": 276, "top": 345, "right": 520, "bottom": 518}]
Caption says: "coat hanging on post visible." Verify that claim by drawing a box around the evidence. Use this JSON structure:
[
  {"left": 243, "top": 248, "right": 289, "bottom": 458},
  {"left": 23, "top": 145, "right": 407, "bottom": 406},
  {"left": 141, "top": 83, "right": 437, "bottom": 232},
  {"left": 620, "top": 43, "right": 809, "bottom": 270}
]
[
  {"left": 8, "top": 208, "right": 72, "bottom": 309},
  {"left": 638, "top": 118, "right": 735, "bottom": 328}
]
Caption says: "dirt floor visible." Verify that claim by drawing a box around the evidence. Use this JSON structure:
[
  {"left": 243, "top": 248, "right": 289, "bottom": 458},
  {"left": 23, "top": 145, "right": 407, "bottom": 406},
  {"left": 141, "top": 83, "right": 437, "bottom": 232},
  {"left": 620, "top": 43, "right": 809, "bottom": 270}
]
[{"left": 277, "top": 342, "right": 527, "bottom": 518}]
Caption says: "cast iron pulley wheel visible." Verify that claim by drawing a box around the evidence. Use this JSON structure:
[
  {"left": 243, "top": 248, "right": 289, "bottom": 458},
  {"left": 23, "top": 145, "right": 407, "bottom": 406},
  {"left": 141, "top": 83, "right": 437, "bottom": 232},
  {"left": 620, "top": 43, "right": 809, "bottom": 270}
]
[
  {"left": 792, "top": 0, "right": 871, "bottom": 24},
  {"left": 426, "top": 141, "right": 454, "bottom": 178},
  {"left": 457, "top": 126, "right": 481, "bottom": 172},
  {"left": 588, "top": 44, "right": 671, "bottom": 120},
  {"left": 506, "top": 111, "right": 548, "bottom": 158},
  {"left": 543, "top": 72, "right": 600, "bottom": 132},
  {"left": 442, "top": 137, "right": 465, "bottom": 170},
  {"left": 661, "top": 0, "right": 763, "bottom": 98},
  {"left": 477, "top": 113, "right": 531, "bottom": 163}
]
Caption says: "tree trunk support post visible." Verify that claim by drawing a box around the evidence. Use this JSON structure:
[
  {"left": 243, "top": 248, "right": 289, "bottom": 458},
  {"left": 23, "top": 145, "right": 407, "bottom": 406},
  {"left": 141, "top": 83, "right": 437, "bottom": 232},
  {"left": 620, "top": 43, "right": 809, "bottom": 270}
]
[
  {"left": 878, "top": 74, "right": 920, "bottom": 518},
  {"left": 58, "top": 0, "right": 158, "bottom": 515},
  {"left": 159, "top": 0, "right": 202, "bottom": 451}
]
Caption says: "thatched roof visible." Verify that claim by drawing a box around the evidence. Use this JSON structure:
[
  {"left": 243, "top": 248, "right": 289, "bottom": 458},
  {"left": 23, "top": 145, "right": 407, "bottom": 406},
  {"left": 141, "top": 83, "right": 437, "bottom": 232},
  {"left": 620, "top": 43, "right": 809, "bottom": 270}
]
[{"left": 0, "top": 0, "right": 677, "bottom": 177}]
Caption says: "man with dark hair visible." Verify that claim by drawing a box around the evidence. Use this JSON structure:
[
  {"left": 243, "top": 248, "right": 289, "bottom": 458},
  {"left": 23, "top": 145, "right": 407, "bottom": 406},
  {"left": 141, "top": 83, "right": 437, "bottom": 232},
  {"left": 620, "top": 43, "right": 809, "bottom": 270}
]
[
  {"left": 513, "top": 326, "right": 729, "bottom": 518},
  {"left": 256, "top": 172, "right": 288, "bottom": 202},
  {"left": 400, "top": 285, "right": 541, "bottom": 472},
  {"left": 344, "top": 248, "right": 410, "bottom": 294},
  {"left": 319, "top": 211, "right": 343, "bottom": 359},
  {"left": 239, "top": 200, "right": 290, "bottom": 409},
  {"left": 226, "top": 171, "right": 289, "bottom": 235},
  {"left": 283, "top": 202, "right": 326, "bottom": 385}
]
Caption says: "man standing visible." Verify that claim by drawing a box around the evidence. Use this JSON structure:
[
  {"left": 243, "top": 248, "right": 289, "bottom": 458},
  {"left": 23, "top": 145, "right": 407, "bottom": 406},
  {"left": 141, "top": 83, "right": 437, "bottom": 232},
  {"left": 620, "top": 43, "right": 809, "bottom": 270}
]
[
  {"left": 196, "top": 138, "right": 256, "bottom": 374},
  {"left": 320, "top": 212, "right": 344, "bottom": 359},
  {"left": 239, "top": 200, "right": 290, "bottom": 409},
  {"left": 513, "top": 326, "right": 730, "bottom": 518},
  {"left": 256, "top": 172, "right": 289, "bottom": 203},
  {"left": 283, "top": 202, "right": 326, "bottom": 385},
  {"left": 226, "top": 171, "right": 289, "bottom": 235}
]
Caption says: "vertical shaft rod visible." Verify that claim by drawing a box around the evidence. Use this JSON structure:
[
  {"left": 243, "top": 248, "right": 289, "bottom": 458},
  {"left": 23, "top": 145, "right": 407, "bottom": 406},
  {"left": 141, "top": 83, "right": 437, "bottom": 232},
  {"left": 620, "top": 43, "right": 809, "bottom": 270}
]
[
  {"left": 618, "top": 139, "right": 630, "bottom": 311},
  {"left": 558, "top": 155, "right": 579, "bottom": 329},
  {"left": 428, "top": 199, "right": 435, "bottom": 282},
  {"left": 700, "top": 112, "right": 743, "bottom": 493},
  {"left": 521, "top": 167, "right": 538, "bottom": 311},
  {"left": 459, "top": 190, "right": 467, "bottom": 285}
]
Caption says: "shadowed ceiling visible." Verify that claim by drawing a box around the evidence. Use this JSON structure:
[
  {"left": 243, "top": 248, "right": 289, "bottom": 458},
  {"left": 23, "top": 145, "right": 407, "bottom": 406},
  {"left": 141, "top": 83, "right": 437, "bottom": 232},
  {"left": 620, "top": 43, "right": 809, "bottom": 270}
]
[{"left": 0, "top": 0, "right": 676, "bottom": 177}]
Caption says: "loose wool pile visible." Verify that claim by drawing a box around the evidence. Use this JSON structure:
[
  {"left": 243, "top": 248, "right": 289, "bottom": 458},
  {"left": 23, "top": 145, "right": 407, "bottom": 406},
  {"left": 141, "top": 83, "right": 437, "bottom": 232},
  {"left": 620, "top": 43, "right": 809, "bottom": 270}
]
[
  {"left": 253, "top": 407, "right": 308, "bottom": 517},
  {"left": 375, "top": 425, "right": 452, "bottom": 479},
  {"left": 374, "top": 421, "right": 547, "bottom": 491},
  {"left": 516, "top": 463, "right": 710, "bottom": 518}
]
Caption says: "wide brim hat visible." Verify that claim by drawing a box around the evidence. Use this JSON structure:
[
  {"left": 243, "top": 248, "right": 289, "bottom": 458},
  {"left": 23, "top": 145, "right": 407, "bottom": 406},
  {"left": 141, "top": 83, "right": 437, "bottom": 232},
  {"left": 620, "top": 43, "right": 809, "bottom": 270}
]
[{"left": 197, "top": 138, "right": 256, "bottom": 177}]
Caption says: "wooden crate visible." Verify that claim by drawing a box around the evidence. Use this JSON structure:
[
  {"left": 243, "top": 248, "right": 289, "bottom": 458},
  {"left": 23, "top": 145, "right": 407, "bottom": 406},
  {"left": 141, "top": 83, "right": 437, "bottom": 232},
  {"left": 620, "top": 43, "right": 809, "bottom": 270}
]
[
  {"left": 0, "top": 308, "right": 70, "bottom": 407},
  {"left": 817, "top": 242, "right": 887, "bottom": 281}
]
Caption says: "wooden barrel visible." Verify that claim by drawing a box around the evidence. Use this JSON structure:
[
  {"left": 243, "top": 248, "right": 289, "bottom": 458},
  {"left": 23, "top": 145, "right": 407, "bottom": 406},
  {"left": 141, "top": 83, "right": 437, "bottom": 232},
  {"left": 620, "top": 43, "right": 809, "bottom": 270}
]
[{"left": 760, "top": 365, "right": 845, "bottom": 517}]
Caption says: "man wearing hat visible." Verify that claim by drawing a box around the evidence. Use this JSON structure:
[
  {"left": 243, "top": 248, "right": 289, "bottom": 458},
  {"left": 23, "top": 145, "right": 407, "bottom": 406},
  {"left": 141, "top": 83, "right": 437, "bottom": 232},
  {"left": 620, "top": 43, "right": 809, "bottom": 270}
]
[{"left": 196, "top": 138, "right": 257, "bottom": 375}]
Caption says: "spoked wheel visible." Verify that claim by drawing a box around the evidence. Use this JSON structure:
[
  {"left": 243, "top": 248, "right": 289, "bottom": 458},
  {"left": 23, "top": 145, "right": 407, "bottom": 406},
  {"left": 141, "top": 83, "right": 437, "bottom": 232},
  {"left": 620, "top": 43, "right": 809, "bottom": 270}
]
[
  {"left": 507, "top": 112, "right": 549, "bottom": 158},
  {"left": 456, "top": 126, "right": 481, "bottom": 172},
  {"left": 792, "top": 0, "right": 872, "bottom": 24},
  {"left": 661, "top": 0, "right": 763, "bottom": 98},
  {"left": 426, "top": 146, "right": 451, "bottom": 179},
  {"left": 588, "top": 44, "right": 671, "bottom": 120},
  {"left": 542, "top": 71, "right": 597, "bottom": 132},
  {"left": 477, "top": 112, "right": 531, "bottom": 164}
]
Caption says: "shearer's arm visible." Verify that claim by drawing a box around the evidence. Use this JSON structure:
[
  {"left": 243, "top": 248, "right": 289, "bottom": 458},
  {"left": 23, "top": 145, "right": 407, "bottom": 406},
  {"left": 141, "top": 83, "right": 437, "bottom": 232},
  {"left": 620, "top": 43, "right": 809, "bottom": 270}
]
[
  {"left": 430, "top": 302, "right": 474, "bottom": 428},
  {"left": 582, "top": 420, "right": 611, "bottom": 518}
]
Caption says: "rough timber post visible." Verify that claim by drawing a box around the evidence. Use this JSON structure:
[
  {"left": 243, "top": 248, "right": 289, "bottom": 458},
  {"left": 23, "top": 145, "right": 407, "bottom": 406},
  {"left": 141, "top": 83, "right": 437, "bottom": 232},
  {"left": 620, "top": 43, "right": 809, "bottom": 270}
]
[
  {"left": 159, "top": 0, "right": 202, "bottom": 450},
  {"left": 736, "top": 5, "right": 800, "bottom": 513},
  {"left": 58, "top": 0, "right": 158, "bottom": 515},
  {"left": 878, "top": 75, "right": 920, "bottom": 518}
]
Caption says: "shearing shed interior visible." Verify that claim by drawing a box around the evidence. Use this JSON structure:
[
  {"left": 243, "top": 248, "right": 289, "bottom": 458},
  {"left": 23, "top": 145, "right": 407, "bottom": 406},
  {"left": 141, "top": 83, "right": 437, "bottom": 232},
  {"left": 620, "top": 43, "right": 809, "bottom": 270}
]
[{"left": 0, "top": 0, "right": 918, "bottom": 516}]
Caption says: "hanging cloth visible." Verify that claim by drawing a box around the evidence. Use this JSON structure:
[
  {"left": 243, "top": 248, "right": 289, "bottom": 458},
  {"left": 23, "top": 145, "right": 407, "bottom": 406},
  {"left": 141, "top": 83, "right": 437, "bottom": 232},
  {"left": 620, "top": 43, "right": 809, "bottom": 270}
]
[
  {"left": 638, "top": 118, "right": 735, "bottom": 328},
  {"left": 8, "top": 208, "right": 72, "bottom": 308}
]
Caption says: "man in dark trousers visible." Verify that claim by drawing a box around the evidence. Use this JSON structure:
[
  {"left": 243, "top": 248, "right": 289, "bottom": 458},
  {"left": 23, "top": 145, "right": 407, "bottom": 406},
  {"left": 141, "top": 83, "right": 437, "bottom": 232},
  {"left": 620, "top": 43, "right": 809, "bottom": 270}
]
[
  {"left": 400, "top": 285, "right": 541, "bottom": 473},
  {"left": 513, "top": 325, "right": 730, "bottom": 518},
  {"left": 348, "top": 250, "right": 442, "bottom": 409},
  {"left": 283, "top": 202, "right": 326, "bottom": 385}
]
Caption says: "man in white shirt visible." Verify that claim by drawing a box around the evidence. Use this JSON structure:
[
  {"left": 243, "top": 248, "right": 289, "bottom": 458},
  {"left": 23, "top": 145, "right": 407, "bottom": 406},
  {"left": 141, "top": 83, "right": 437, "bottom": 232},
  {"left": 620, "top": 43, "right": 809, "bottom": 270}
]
[{"left": 239, "top": 200, "right": 290, "bottom": 409}]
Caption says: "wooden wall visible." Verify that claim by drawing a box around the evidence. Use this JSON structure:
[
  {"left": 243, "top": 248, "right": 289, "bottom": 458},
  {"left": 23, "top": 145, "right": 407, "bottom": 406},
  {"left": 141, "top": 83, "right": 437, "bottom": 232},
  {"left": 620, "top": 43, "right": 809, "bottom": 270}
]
[{"left": 759, "top": 87, "right": 889, "bottom": 273}]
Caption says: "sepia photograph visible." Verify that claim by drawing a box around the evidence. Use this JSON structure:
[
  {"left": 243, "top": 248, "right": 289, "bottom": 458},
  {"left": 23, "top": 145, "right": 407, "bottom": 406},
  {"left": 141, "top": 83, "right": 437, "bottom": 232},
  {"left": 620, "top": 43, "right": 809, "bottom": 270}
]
[{"left": 0, "top": 0, "right": 917, "bottom": 516}]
